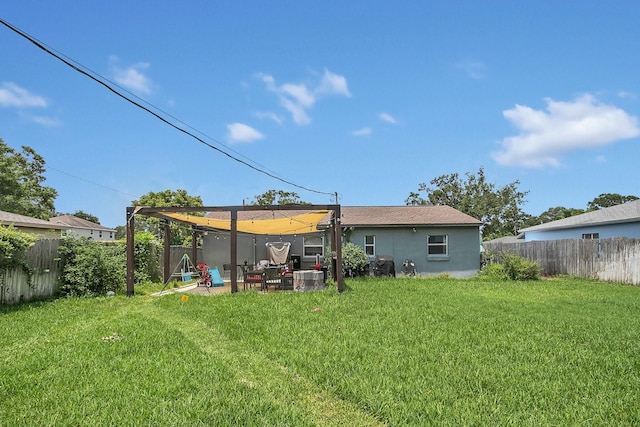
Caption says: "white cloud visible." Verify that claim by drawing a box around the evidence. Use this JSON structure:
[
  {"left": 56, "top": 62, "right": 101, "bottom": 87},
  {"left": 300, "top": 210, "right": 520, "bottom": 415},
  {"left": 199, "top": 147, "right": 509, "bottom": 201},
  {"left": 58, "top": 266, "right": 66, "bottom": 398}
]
[
  {"left": 226, "top": 122, "right": 264, "bottom": 143},
  {"left": 315, "top": 69, "right": 351, "bottom": 97},
  {"left": 257, "top": 69, "right": 350, "bottom": 126},
  {"left": 493, "top": 94, "right": 640, "bottom": 168},
  {"left": 456, "top": 61, "right": 486, "bottom": 79},
  {"left": 351, "top": 127, "right": 372, "bottom": 136},
  {"left": 0, "top": 82, "right": 47, "bottom": 108},
  {"left": 378, "top": 112, "right": 397, "bottom": 124},
  {"left": 21, "top": 113, "right": 61, "bottom": 127},
  {"left": 255, "top": 111, "right": 284, "bottom": 125},
  {"left": 111, "top": 58, "right": 153, "bottom": 95}
]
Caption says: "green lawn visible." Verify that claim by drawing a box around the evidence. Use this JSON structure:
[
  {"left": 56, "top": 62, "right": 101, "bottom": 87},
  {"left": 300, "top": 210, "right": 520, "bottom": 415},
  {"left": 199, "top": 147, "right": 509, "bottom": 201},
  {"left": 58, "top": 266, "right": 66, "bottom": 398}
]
[{"left": 2, "top": 277, "right": 640, "bottom": 426}]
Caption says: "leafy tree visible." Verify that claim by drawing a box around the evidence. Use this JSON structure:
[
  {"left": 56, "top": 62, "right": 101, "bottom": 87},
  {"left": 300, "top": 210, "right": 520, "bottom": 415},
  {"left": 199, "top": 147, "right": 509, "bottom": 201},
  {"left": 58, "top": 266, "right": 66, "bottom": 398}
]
[
  {"left": 131, "top": 189, "right": 204, "bottom": 246},
  {"left": 0, "top": 138, "right": 57, "bottom": 219},
  {"left": 587, "top": 193, "right": 638, "bottom": 211},
  {"left": 522, "top": 206, "right": 585, "bottom": 228},
  {"left": 406, "top": 167, "right": 529, "bottom": 240},
  {"left": 248, "top": 189, "right": 308, "bottom": 205}
]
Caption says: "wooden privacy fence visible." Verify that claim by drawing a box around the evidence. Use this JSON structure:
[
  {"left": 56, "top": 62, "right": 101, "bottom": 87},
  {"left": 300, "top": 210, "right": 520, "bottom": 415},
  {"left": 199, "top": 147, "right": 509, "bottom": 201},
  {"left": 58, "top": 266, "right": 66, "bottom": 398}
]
[
  {"left": 1, "top": 238, "right": 62, "bottom": 305},
  {"left": 483, "top": 237, "right": 640, "bottom": 285}
]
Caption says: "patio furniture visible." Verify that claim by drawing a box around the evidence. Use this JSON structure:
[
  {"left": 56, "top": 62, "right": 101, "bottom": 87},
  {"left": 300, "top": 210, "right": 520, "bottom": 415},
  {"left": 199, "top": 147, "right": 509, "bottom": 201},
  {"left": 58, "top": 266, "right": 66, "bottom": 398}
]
[{"left": 243, "top": 270, "right": 264, "bottom": 291}]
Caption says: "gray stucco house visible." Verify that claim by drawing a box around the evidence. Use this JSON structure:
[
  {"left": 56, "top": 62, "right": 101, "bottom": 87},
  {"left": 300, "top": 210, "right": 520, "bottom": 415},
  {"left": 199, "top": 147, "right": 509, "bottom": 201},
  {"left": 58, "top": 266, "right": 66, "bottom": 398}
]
[
  {"left": 519, "top": 199, "right": 640, "bottom": 242},
  {"left": 201, "top": 205, "right": 482, "bottom": 278}
]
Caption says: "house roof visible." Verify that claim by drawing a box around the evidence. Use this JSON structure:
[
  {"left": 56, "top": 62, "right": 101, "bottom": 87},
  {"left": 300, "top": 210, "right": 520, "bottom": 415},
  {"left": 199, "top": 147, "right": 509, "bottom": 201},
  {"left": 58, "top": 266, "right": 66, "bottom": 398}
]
[
  {"left": 334, "top": 206, "right": 482, "bottom": 227},
  {"left": 0, "top": 210, "right": 68, "bottom": 230},
  {"left": 203, "top": 205, "right": 482, "bottom": 228},
  {"left": 520, "top": 199, "right": 640, "bottom": 232},
  {"left": 175, "top": 205, "right": 479, "bottom": 235},
  {"left": 49, "top": 215, "right": 114, "bottom": 231}
]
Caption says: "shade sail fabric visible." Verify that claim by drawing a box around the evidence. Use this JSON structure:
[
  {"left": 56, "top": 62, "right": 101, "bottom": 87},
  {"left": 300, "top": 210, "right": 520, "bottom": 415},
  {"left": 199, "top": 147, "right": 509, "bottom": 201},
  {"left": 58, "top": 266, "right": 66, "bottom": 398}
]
[{"left": 158, "top": 210, "right": 330, "bottom": 235}]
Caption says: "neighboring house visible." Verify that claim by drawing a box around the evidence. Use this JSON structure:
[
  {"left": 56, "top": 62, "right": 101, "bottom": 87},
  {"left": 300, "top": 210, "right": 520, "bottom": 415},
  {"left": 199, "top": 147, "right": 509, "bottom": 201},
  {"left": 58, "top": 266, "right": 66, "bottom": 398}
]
[
  {"left": 519, "top": 199, "right": 640, "bottom": 242},
  {"left": 201, "top": 205, "right": 482, "bottom": 278},
  {"left": 0, "top": 210, "right": 67, "bottom": 238},
  {"left": 49, "top": 215, "right": 116, "bottom": 241}
]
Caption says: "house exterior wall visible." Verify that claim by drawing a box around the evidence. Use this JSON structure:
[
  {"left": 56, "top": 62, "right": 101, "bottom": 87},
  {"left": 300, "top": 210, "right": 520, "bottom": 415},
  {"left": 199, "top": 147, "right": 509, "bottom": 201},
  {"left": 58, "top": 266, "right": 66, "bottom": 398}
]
[
  {"left": 524, "top": 222, "right": 640, "bottom": 242},
  {"left": 202, "top": 225, "right": 481, "bottom": 278},
  {"left": 62, "top": 228, "right": 115, "bottom": 241},
  {"left": 347, "top": 225, "right": 481, "bottom": 278},
  {"left": 202, "top": 232, "right": 326, "bottom": 272}
]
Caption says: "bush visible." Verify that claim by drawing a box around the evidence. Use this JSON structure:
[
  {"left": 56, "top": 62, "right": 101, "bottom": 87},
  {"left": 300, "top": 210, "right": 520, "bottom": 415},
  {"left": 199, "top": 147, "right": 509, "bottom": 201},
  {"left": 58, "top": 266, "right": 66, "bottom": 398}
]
[
  {"left": 479, "top": 252, "right": 540, "bottom": 281},
  {"left": 57, "top": 236, "right": 125, "bottom": 297},
  {"left": 342, "top": 242, "right": 370, "bottom": 277},
  {"left": 133, "top": 232, "right": 162, "bottom": 284},
  {"left": 0, "top": 226, "right": 37, "bottom": 286}
]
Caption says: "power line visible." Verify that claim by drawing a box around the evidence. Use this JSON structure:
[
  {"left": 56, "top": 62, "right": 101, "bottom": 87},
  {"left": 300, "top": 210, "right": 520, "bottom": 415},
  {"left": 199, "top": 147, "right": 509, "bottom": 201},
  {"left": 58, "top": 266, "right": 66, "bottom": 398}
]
[
  {"left": 47, "top": 165, "right": 140, "bottom": 199},
  {"left": 0, "top": 18, "right": 334, "bottom": 197}
]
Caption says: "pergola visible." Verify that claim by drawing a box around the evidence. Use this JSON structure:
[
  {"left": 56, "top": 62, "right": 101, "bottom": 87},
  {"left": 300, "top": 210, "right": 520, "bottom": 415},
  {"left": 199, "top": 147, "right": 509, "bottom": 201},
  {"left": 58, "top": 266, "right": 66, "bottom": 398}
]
[{"left": 125, "top": 204, "right": 344, "bottom": 295}]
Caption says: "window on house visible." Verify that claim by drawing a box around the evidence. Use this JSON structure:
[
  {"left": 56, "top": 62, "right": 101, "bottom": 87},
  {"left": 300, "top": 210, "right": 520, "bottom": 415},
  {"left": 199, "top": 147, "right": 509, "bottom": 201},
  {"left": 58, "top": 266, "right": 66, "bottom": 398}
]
[
  {"left": 303, "top": 236, "right": 324, "bottom": 257},
  {"left": 99, "top": 231, "right": 103, "bottom": 238},
  {"left": 427, "top": 235, "right": 448, "bottom": 256},
  {"left": 582, "top": 233, "right": 599, "bottom": 240},
  {"left": 365, "top": 235, "right": 375, "bottom": 256}
]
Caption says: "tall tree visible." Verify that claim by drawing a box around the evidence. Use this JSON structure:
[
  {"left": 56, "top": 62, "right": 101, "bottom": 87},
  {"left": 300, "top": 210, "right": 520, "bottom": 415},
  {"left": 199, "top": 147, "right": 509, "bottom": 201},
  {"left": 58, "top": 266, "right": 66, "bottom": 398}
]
[
  {"left": 587, "top": 193, "right": 638, "bottom": 211},
  {"left": 131, "top": 189, "right": 204, "bottom": 245},
  {"left": 248, "top": 189, "right": 308, "bottom": 205},
  {"left": 521, "top": 206, "right": 585, "bottom": 228},
  {"left": 406, "top": 167, "right": 529, "bottom": 240},
  {"left": 0, "top": 139, "right": 57, "bottom": 220}
]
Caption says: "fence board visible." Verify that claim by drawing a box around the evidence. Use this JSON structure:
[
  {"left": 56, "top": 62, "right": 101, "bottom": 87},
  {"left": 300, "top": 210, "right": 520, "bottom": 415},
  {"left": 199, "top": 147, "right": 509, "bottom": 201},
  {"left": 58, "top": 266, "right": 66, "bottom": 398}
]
[
  {"left": 484, "top": 237, "right": 640, "bottom": 285},
  {"left": 1, "top": 239, "right": 61, "bottom": 305}
]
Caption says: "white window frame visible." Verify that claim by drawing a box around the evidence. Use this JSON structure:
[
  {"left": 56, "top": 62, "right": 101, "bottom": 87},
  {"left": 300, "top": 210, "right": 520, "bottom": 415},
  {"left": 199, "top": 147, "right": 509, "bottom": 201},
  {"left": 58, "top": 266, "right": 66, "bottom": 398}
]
[
  {"left": 582, "top": 233, "right": 599, "bottom": 240},
  {"left": 427, "top": 234, "right": 448, "bottom": 257},
  {"left": 365, "top": 235, "right": 375, "bottom": 256},
  {"left": 303, "top": 235, "right": 324, "bottom": 258}
]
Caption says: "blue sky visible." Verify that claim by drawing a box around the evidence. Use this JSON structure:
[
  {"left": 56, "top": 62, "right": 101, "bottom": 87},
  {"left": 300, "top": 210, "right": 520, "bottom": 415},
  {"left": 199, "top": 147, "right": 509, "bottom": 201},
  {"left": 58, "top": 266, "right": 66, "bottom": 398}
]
[{"left": 2, "top": 1, "right": 640, "bottom": 228}]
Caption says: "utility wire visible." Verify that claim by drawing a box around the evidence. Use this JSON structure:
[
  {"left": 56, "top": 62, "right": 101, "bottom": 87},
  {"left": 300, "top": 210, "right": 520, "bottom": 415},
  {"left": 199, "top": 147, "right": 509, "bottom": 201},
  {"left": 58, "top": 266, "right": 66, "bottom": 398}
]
[
  {"left": 47, "top": 166, "right": 140, "bottom": 199},
  {"left": 0, "top": 18, "right": 334, "bottom": 197}
]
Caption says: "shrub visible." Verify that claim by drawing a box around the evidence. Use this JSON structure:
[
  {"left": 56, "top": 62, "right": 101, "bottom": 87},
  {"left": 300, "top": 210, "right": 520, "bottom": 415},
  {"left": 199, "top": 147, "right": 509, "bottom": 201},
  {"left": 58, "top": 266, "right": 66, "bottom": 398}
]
[
  {"left": 342, "top": 242, "right": 370, "bottom": 277},
  {"left": 479, "top": 252, "right": 540, "bottom": 281},
  {"left": 57, "top": 236, "right": 125, "bottom": 297},
  {"left": 133, "top": 232, "right": 162, "bottom": 284},
  {"left": 0, "top": 226, "right": 37, "bottom": 286}
]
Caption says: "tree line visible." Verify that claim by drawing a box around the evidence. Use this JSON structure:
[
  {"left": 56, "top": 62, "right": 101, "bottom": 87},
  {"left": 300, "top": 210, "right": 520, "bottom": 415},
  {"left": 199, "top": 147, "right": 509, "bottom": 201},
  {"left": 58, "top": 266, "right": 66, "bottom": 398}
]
[{"left": 2, "top": 138, "right": 637, "bottom": 243}]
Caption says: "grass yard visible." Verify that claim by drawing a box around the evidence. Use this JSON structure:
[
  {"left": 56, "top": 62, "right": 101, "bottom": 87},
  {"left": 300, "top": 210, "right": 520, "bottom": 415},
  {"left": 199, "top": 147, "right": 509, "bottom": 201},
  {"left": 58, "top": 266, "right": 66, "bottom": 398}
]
[{"left": 2, "top": 276, "right": 640, "bottom": 426}]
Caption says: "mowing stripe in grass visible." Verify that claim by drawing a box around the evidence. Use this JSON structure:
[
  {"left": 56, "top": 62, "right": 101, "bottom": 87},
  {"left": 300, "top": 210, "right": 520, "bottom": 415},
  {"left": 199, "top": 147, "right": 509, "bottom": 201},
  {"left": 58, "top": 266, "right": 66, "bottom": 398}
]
[{"left": 144, "top": 301, "right": 385, "bottom": 427}]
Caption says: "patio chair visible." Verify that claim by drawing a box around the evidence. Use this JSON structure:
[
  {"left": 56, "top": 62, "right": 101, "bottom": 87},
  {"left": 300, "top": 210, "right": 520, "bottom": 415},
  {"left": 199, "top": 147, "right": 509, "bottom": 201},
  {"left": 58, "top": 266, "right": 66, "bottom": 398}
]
[{"left": 261, "top": 267, "right": 282, "bottom": 292}]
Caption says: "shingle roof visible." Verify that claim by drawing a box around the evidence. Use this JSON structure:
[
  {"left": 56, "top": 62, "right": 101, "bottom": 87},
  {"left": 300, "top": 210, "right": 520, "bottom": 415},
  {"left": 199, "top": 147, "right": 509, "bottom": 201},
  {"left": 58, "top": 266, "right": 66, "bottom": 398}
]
[
  {"left": 204, "top": 205, "right": 482, "bottom": 228},
  {"left": 337, "top": 206, "right": 482, "bottom": 227},
  {"left": 49, "top": 215, "right": 114, "bottom": 231},
  {"left": 0, "top": 210, "right": 68, "bottom": 230},
  {"left": 520, "top": 199, "right": 640, "bottom": 232}
]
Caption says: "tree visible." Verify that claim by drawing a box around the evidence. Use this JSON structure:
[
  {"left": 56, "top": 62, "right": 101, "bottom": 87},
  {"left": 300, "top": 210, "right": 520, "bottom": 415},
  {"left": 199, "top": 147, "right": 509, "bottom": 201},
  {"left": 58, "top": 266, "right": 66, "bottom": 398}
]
[
  {"left": 587, "top": 193, "right": 638, "bottom": 211},
  {"left": 57, "top": 210, "right": 100, "bottom": 224},
  {"left": 248, "top": 189, "right": 308, "bottom": 205},
  {"left": 522, "top": 206, "right": 585, "bottom": 228},
  {"left": 406, "top": 167, "right": 529, "bottom": 240},
  {"left": 131, "top": 189, "right": 204, "bottom": 245},
  {"left": 0, "top": 138, "right": 57, "bottom": 219}
]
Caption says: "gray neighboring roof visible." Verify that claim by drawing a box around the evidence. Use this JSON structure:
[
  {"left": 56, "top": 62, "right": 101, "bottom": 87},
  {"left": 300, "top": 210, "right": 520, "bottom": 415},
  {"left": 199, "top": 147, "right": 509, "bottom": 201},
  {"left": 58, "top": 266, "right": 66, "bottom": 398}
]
[
  {"left": 0, "top": 210, "right": 68, "bottom": 230},
  {"left": 520, "top": 199, "right": 640, "bottom": 232},
  {"left": 484, "top": 235, "right": 522, "bottom": 244},
  {"left": 49, "top": 215, "right": 114, "bottom": 231}
]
